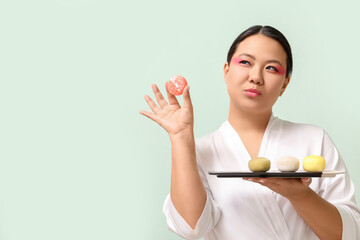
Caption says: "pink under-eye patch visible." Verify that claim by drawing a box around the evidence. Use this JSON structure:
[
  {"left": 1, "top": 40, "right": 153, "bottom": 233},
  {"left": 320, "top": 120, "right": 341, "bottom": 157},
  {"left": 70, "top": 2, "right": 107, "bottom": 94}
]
[
  {"left": 274, "top": 66, "right": 286, "bottom": 75},
  {"left": 231, "top": 57, "right": 244, "bottom": 64}
]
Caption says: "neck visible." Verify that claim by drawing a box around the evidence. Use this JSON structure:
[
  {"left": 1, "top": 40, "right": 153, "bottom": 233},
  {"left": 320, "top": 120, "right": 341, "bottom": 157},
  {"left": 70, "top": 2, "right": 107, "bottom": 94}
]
[{"left": 228, "top": 104, "right": 272, "bottom": 134}]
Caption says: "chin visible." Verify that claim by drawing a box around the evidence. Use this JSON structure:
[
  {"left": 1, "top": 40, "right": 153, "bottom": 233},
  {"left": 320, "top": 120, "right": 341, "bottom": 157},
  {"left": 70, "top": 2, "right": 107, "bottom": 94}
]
[{"left": 231, "top": 102, "right": 269, "bottom": 114}]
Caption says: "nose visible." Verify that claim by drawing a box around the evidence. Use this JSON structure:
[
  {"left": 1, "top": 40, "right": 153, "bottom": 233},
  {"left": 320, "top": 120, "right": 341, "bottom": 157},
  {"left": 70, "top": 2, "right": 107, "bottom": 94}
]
[{"left": 249, "top": 67, "right": 264, "bottom": 85}]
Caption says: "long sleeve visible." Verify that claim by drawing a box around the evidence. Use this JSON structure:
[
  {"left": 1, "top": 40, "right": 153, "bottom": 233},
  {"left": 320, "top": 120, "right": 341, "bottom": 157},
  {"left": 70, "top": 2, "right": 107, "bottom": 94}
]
[
  {"left": 320, "top": 130, "right": 360, "bottom": 239},
  {"left": 162, "top": 161, "right": 221, "bottom": 240}
]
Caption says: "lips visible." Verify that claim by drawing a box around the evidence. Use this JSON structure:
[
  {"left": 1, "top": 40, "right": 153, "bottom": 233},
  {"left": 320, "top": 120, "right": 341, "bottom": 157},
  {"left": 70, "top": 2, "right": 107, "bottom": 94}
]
[{"left": 245, "top": 88, "right": 261, "bottom": 97}]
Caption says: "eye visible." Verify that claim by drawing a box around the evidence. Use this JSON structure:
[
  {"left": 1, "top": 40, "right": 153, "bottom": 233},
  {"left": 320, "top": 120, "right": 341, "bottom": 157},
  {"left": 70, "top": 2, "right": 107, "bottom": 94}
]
[
  {"left": 239, "top": 60, "right": 251, "bottom": 65},
  {"left": 266, "top": 66, "right": 279, "bottom": 72}
]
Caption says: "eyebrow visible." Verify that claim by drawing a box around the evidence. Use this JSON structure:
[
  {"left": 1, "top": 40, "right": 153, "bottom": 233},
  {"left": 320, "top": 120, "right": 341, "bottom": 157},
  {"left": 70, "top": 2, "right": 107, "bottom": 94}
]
[{"left": 236, "top": 53, "right": 284, "bottom": 67}]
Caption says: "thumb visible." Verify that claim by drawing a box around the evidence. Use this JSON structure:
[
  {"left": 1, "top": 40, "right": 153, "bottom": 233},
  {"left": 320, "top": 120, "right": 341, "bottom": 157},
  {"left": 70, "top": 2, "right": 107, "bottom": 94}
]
[{"left": 183, "top": 85, "right": 193, "bottom": 109}]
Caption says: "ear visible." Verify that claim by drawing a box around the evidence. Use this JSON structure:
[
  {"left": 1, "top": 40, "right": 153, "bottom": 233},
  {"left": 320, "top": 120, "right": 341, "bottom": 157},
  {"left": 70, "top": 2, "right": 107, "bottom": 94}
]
[
  {"left": 224, "top": 62, "right": 230, "bottom": 84},
  {"left": 280, "top": 76, "right": 290, "bottom": 96}
]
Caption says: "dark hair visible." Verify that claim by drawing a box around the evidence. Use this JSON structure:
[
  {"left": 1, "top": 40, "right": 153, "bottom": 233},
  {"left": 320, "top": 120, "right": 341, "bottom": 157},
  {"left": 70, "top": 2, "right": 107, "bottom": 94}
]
[{"left": 226, "top": 25, "right": 293, "bottom": 77}]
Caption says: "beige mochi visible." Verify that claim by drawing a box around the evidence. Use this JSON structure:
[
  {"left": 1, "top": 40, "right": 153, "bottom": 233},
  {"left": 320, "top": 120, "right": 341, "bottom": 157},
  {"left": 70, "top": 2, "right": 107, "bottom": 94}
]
[
  {"left": 248, "top": 157, "right": 271, "bottom": 172},
  {"left": 277, "top": 156, "right": 300, "bottom": 172}
]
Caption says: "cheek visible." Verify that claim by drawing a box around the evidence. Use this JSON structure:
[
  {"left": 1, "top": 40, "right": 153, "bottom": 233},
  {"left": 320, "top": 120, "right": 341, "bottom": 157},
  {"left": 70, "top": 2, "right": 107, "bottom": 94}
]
[
  {"left": 228, "top": 67, "right": 248, "bottom": 81},
  {"left": 267, "top": 78, "right": 286, "bottom": 95}
]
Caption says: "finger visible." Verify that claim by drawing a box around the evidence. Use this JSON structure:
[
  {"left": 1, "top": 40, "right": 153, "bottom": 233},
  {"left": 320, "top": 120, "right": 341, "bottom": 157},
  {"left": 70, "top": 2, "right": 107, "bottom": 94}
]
[
  {"left": 255, "top": 178, "right": 279, "bottom": 185},
  {"left": 252, "top": 178, "right": 291, "bottom": 189},
  {"left": 152, "top": 84, "right": 168, "bottom": 109},
  {"left": 165, "top": 82, "right": 180, "bottom": 106},
  {"left": 246, "top": 178, "right": 269, "bottom": 185},
  {"left": 139, "top": 110, "right": 161, "bottom": 124},
  {"left": 301, "top": 177, "right": 312, "bottom": 186},
  {"left": 243, "top": 177, "right": 255, "bottom": 182},
  {"left": 261, "top": 177, "right": 289, "bottom": 184},
  {"left": 182, "top": 85, "right": 193, "bottom": 109},
  {"left": 243, "top": 177, "right": 269, "bottom": 183},
  {"left": 144, "top": 95, "right": 161, "bottom": 114}
]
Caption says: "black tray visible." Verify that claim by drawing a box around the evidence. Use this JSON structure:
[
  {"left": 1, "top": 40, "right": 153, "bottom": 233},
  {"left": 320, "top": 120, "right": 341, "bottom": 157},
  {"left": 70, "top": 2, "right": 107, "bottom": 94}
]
[{"left": 208, "top": 170, "right": 344, "bottom": 178}]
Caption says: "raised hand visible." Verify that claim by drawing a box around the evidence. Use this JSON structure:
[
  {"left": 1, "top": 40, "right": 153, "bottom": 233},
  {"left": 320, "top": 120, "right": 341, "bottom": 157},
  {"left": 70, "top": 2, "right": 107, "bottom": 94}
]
[{"left": 140, "top": 83, "right": 194, "bottom": 137}]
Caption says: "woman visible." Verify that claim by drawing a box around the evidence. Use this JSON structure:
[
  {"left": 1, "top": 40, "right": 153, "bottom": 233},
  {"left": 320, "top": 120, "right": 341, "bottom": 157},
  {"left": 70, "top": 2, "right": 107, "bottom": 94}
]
[{"left": 140, "top": 25, "right": 360, "bottom": 240}]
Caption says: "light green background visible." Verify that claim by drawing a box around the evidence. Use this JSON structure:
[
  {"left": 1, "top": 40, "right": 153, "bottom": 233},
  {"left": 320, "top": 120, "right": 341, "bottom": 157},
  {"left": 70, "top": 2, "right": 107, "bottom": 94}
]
[{"left": 1, "top": 0, "right": 359, "bottom": 239}]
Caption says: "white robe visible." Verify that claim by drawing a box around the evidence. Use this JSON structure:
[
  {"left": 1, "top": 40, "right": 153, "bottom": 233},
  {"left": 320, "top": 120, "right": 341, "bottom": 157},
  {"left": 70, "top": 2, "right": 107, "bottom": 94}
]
[{"left": 163, "top": 115, "right": 360, "bottom": 240}]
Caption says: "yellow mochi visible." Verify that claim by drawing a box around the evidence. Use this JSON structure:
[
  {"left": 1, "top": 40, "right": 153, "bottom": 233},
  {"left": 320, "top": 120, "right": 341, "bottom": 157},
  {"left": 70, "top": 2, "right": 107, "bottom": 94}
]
[
  {"left": 303, "top": 155, "right": 326, "bottom": 172},
  {"left": 248, "top": 157, "right": 271, "bottom": 172}
]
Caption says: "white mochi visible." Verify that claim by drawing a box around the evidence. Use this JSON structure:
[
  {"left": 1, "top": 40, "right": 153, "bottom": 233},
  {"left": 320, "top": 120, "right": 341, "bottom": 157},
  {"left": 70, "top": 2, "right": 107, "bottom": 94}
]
[{"left": 277, "top": 156, "right": 300, "bottom": 172}]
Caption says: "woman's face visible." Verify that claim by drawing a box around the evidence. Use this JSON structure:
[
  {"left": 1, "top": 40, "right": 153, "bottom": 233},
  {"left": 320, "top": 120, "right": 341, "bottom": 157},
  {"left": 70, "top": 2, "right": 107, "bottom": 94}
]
[{"left": 224, "top": 34, "right": 290, "bottom": 115}]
